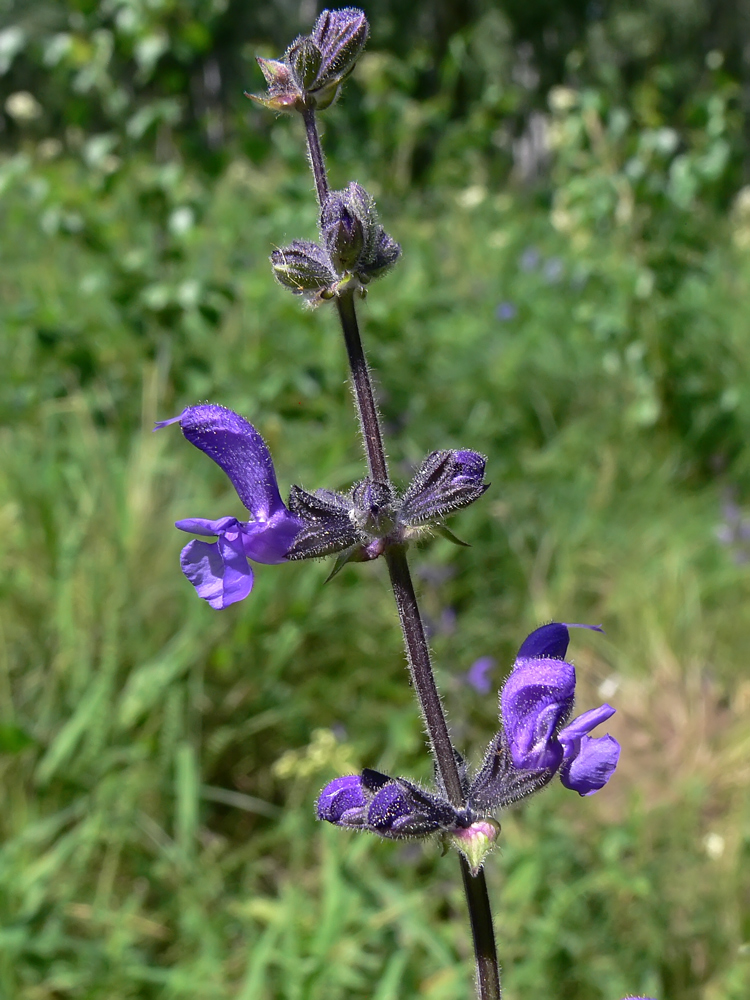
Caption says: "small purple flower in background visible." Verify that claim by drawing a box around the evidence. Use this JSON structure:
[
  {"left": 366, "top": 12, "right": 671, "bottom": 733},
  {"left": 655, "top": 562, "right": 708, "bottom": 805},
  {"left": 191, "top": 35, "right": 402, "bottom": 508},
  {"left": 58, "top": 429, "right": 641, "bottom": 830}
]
[
  {"left": 466, "top": 656, "right": 496, "bottom": 694},
  {"left": 155, "top": 404, "right": 303, "bottom": 609},
  {"left": 714, "top": 494, "right": 750, "bottom": 564},
  {"left": 495, "top": 301, "right": 517, "bottom": 321},
  {"left": 519, "top": 246, "right": 540, "bottom": 271}
]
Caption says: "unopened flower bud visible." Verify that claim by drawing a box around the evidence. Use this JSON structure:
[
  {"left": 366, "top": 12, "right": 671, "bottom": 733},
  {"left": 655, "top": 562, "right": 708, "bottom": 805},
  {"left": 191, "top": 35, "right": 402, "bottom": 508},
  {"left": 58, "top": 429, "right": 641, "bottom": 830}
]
[
  {"left": 318, "top": 768, "right": 469, "bottom": 840},
  {"left": 250, "top": 9, "right": 369, "bottom": 113},
  {"left": 311, "top": 7, "right": 369, "bottom": 88},
  {"left": 363, "top": 227, "right": 401, "bottom": 277},
  {"left": 399, "top": 449, "right": 489, "bottom": 527},
  {"left": 270, "top": 240, "right": 336, "bottom": 296},
  {"left": 317, "top": 774, "right": 368, "bottom": 825},
  {"left": 321, "top": 191, "right": 365, "bottom": 271},
  {"left": 320, "top": 183, "right": 401, "bottom": 282},
  {"left": 287, "top": 36, "right": 323, "bottom": 91}
]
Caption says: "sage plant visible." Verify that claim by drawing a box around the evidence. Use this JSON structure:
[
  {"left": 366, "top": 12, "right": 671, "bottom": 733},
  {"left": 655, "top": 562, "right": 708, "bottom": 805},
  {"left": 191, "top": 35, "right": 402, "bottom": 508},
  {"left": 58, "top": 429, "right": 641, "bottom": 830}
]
[{"left": 157, "top": 10, "right": 649, "bottom": 999}]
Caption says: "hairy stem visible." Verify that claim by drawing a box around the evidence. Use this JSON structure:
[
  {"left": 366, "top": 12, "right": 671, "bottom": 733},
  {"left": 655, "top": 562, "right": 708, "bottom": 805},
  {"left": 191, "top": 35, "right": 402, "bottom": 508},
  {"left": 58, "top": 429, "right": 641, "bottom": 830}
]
[
  {"left": 302, "top": 107, "right": 329, "bottom": 205},
  {"left": 384, "top": 546, "right": 463, "bottom": 804},
  {"left": 301, "top": 105, "right": 501, "bottom": 1000},
  {"left": 461, "top": 858, "right": 502, "bottom": 1000},
  {"left": 335, "top": 290, "right": 389, "bottom": 482}
]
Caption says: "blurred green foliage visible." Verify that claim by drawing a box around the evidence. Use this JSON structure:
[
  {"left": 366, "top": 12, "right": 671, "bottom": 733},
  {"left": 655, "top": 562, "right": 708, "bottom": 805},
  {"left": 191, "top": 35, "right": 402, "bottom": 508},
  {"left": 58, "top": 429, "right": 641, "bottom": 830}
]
[{"left": 2, "top": 2, "right": 750, "bottom": 998}]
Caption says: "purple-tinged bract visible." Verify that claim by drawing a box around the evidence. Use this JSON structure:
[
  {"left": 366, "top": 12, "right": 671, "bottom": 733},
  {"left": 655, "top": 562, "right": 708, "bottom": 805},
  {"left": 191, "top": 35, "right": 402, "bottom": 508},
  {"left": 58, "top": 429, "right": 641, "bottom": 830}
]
[{"left": 155, "top": 405, "right": 303, "bottom": 609}]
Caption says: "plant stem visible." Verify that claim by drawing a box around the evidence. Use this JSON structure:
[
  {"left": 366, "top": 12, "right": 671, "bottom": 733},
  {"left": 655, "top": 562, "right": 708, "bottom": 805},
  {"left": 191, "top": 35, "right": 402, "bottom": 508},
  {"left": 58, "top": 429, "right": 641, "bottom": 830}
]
[
  {"left": 302, "top": 107, "right": 329, "bottom": 204},
  {"left": 335, "top": 290, "right": 389, "bottom": 482},
  {"left": 461, "top": 858, "right": 502, "bottom": 1000},
  {"left": 384, "top": 546, "right": 463, "bottom": 804},
  {"left": 301, "top": 105, "right": 501, "bottom": 1000}
]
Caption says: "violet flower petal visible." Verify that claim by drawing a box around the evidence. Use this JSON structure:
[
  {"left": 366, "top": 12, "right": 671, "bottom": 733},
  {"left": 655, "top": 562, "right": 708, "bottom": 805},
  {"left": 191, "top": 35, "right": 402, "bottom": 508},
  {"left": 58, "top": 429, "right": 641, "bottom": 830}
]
[
  {"left": 176, "top": 516, "right": 243, "bottom": 537},
  {"left": 169, "top": 405, "right": 286, "bottom": 519},
  {"left": 516, "top": 622, "right": 603, "bottom": 661},
  {"left": 559, "top": 734, "right": 621, "bottom": 795},
  {"left": 558, "top": 703, "right": 616, "bottom": 751},
  {"left": 453, "top": 450, "right": 487, "bottom": 483},
  {"left": 367, "top": 783, "right": 411, "bottom": 832},
  {"left": 500, "top": 656, "right": 574, "bottom": 770},
  {"left": 241, "top": 510, "right": 304, "bottom": 565},
  {"left": 179, "top": 533, "right": 254, "bottom": 610},
  {"left": 317, "top": 775, "right": 367, "bottom": 823}
]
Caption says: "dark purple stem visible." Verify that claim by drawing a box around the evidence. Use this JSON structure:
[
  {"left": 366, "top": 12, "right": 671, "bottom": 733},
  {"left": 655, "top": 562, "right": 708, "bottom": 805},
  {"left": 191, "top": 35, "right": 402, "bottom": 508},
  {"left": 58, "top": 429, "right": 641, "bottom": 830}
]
[
  {"left": 301, "top": 106, "right": 501, "bottom": 1000},
  {"left": 384, "top": 545, "right": 463, "bottom": 804},
  {"left": 335, "top": 290, "right": 389, "bottom": 483},
  {"left": 461, "top": 857, "right": 501, "bottom": 1000},
  {"left": 302, "top": 107, "right": 329, "bottom": 204}
]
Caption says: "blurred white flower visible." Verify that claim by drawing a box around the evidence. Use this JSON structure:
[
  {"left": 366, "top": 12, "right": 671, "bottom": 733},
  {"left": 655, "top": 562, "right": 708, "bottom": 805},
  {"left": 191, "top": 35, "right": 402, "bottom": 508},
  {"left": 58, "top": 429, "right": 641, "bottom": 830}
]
[
  {"left": 5, "top": 90, "right": 42, "bottom": 122},
  {"left": 703, "top": 832, "right": 725, "bottom": 860}
]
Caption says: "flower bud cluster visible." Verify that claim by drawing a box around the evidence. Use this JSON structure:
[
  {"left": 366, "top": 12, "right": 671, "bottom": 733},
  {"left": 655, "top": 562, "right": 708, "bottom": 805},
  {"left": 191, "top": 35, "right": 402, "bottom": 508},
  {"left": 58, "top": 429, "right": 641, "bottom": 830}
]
[
  {"left": 270, "top": 183, "right": 401, "bottom": 303},
  {"left": 249, "top": 7, "right": 369, "bottom": 113},
  {"left": 285, "top": 449, "right": 488, "bottom": 567}
]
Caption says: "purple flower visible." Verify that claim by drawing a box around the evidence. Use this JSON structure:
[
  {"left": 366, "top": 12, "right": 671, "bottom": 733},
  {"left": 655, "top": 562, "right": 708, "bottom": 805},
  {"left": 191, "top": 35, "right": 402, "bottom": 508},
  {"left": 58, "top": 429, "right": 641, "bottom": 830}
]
[
  {"left": 466, "top": 656, "right": 496, "bottom": 694},
  {"left": 519, "top": 246, "right": 540, "bottom": 271},
  {"left": 155, "top": 404, "right": 303, "bottom": 609},
  {"left": 495, "top": 301, "right": 517, "bottom": 321},
  {"left": 501, "top": 623, "right": 619, "bottom": 795}
]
